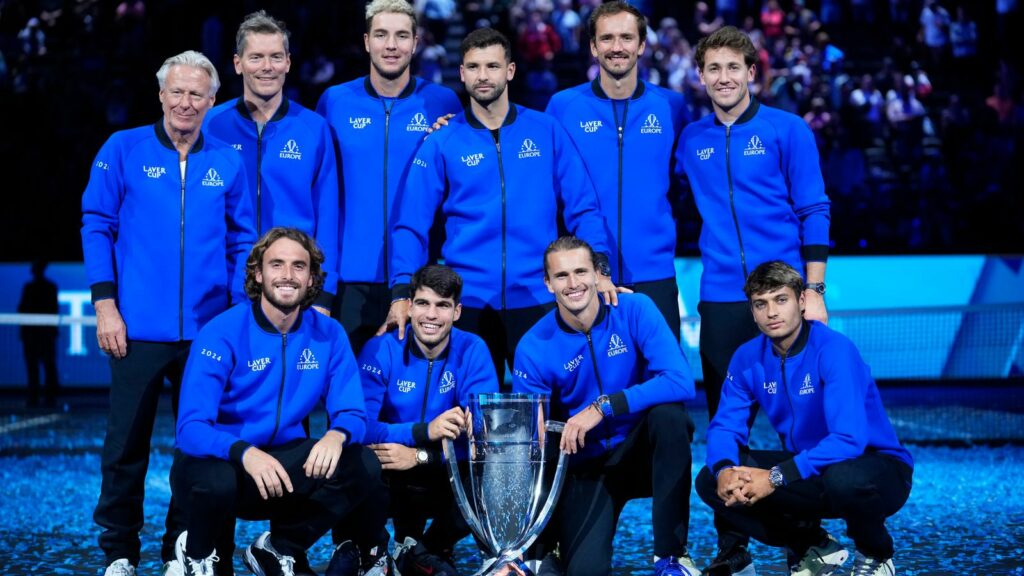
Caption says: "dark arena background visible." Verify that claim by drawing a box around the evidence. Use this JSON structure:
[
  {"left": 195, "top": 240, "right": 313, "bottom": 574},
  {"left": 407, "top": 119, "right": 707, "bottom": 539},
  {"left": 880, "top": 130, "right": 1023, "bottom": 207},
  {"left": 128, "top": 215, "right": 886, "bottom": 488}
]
[{"left": 1, "top": 1, "right": 1023, "bottom": 575}]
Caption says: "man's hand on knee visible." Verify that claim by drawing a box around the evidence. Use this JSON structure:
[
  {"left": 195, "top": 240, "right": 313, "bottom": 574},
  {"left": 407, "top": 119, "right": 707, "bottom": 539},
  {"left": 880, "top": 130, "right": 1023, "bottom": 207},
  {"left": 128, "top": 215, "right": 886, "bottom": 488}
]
[
  {"left": 304, "top": 429, "right": 346, "bottom": 479},
  {"left": 242, "top": 447, "right": 294, "bottom": 499}
]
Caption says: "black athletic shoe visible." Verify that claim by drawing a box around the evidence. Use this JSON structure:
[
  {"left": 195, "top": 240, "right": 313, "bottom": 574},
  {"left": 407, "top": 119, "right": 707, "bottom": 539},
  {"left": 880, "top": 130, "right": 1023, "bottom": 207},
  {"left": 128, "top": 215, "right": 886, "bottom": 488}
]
[
  {"left": 702, "top": 546, "right": 756, "bottom": 576},
  {"left": 243, "top": 532, "right": 296, "bottom": 576},
  {"left": 324, "top": 541, "right": 361, "bottom": 576},
  {"left": 395, "top": 537, "right": 460, "bottom": 576}
]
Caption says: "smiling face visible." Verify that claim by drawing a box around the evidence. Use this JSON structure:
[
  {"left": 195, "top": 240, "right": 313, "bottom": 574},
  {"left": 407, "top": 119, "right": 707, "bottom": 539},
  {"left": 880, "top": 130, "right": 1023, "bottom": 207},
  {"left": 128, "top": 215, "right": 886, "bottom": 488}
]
[
  {"left": 545, "top": 247, "right": 600, "bottom": 318},
  {"left": 159, "top": 64, "right": 215, "bottom": 139},
  {"left": 591, "top": 11, "right": 646, "bottom": 81},
  {"left": 750, "top": 285, "right": 805, "bottom": 351},
  {"left": 235, "top": 32, "right": 290, "bottom": 102},
  {"left": 460, "top": 44, "right": 515, "bottom": 108},
  {"left": 255, "top": 237, "right": 312, "bottom": 314},
  {"left": 365, "top": 11, "right": 417, "bottom": 82},
  {"left": 409, "top": 286, "right": 461, "bottom": 354},
  {"left": 699, "top": 46, "right": 755, "bottom": 117}
]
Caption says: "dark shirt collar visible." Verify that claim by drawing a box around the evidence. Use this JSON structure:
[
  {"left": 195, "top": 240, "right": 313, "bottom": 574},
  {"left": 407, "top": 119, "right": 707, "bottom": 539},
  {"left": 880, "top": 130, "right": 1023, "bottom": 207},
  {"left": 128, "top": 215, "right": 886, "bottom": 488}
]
[
  {"left": 233, "top": 96, "right": 290, "bottom": 123},
  {"left": 465, "top": 103, "right": 518, "bottom": 129},
  {"left": 251, "top": 300, "right": 304, "bottom": 335},
  {"left": 554, "top": 302, "right": 608, "bottom": 335},
  {"left": 589, "top": 77, "right": 646, "bottom": 100},
  {"left": 712, "top": 96, "right": 760, "bottom": 127},
  {"left": 362, "top": 75, "right": 418, "bottom": 99},
  {"left": 154, "top": 121, "right": 205, "bottom": 153},
  {"left": 770, "top": 319, "right": 811, "bottom": 357},
  {"left": 403, "top": 331, "right": 452, "bottom": 362}
]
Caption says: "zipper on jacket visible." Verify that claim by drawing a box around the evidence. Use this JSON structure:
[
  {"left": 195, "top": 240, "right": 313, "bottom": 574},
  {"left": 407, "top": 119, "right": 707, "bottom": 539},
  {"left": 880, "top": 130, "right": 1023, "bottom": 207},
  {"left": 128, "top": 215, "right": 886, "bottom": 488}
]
[
  {"left": 725, "top": 125, "right": 749, "bottom": 281},
  {"left": 612, "top": 99, "right": 629, "bottom": 284},
  {"left": 491, "top": 130, "right": 507, "bottom": 310},
  {"left": 255, "top": 126, "right": 263, "bottom": 234},
  {"left": 420, "top": 359, "right": 434, "bottom": 422},
  {"left": 267, "top": 333, "right": 287, "bottom": 446},
  {"left": 382, "top": 100, "right": 394, "bottom": 282},
  {"left": 780, "top": 351, "right": 796, "bottom": 451},
  {"left": 179, "top": 159, "right": 187, "bottom": 341},
  {"left": 585, "top": 332, "right": 610, "bottom": 449}
]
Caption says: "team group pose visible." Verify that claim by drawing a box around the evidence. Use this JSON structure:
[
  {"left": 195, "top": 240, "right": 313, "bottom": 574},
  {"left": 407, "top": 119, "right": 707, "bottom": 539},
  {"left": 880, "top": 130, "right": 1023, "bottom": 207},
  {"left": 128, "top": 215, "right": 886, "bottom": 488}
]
[{"left": 83, "top": 2, "right": 911, "bottom": 576}]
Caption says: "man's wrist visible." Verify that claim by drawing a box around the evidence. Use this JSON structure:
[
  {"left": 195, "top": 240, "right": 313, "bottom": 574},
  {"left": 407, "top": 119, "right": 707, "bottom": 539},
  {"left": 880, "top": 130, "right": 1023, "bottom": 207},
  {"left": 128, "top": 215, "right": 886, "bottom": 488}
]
[{"left": 804, "top": 282, "right": 826, "bottom": 296}]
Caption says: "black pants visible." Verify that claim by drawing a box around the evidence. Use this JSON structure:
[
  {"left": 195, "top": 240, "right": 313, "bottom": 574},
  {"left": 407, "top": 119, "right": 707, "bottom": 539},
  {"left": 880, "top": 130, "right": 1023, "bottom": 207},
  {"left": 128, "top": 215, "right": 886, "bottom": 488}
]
[
  {"left": 557, "top": 404, "right": 695, "bottom": 575},
  {"left": 94, "top": 340, "right": 191, "bottom": 566},
  {"left": 335, "top": 282, "right": 392, "bottom": 355},
  {"left": 697, "top": 301, "right": 759, "bottom": 420},
  {"left": 385, "top": 463, "right": 469, "bottom": 554},
  {"left": 456, "top": 303, "right": 554, "bottom": 388},
  {"left": 171, "top": 440, "right": 388, "bottom": 560},
  {"left": 696, "top": 450, "right": 913, "bottom": 560},
  {"left": 628, "top": 277, "right": 681, "bottom": 342},
  {"left": 22, "top": 333, "right": 58, "bottom": 405}
]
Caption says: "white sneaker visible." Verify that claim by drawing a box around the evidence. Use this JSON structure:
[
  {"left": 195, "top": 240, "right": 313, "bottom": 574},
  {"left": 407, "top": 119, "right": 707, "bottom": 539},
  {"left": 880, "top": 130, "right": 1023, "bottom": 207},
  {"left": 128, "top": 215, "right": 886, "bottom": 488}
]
[
  {"left": 163, "top": 559, "right": 184, "bottom": 576},
  {"left": 851, "top": 551, "right": 895, "bottom": 576},
  {"left": 104, "top": 559, "right": 136, "bottom": 576},
  {"left": 789, "top": 533, "right": 849, "bottom": 576},
  {"left": 174, "top": 530, "right": 219, "bottom": 576}
]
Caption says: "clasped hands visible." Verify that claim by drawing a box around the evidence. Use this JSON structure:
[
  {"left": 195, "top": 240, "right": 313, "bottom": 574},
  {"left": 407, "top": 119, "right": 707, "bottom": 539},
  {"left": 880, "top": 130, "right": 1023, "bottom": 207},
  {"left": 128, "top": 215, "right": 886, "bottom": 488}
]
[{"left": 715, "top": 466, "right": 776, "bottom": 507}]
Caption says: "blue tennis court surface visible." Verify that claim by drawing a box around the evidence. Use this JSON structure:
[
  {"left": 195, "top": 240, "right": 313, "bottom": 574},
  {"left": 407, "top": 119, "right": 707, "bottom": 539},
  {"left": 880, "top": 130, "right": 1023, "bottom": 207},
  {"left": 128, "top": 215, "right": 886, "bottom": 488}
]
[{"left": 2, "top": 386, "right": 1022, "bottom": 575}]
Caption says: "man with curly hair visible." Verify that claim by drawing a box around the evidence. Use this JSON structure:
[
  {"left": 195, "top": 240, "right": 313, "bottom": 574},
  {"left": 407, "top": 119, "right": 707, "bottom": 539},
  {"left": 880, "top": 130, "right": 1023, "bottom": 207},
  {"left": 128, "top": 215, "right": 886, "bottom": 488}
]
[{"left": 170, "top": 227, "right": 394, "bottom": 576}]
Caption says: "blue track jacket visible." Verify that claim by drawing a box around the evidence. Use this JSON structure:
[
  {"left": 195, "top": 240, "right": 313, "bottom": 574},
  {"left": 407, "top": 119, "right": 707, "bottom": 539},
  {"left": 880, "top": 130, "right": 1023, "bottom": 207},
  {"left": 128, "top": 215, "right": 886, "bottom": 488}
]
[
  {"left": 675, "top": 99, "right": 830, "bottom": 302},
  {"left": 176, "top": 301, "right": 366, "bottom": 463},
  {"left": 81, "top": 122, "right": 255, "bottom": 342},
  {"left": 512, "top": 294, "right": 695, "bottom": 459},
  {"left": 390, "top": 105, "right": 612, "bottom": 309},
  {"left": 546, "top": 79, "right": 688, "bottom": 285},
  {"left": 316, "top": 76, "right": 461, "bottom": 284},
  {"left": 359, "top": 328, "right": 499, "bottom": 446},
  {"left": 205, "top": 97, "right": 339, "bottom": 306},
  {"left": 706, "top": 320, "right": 913, "bottom": 484}
]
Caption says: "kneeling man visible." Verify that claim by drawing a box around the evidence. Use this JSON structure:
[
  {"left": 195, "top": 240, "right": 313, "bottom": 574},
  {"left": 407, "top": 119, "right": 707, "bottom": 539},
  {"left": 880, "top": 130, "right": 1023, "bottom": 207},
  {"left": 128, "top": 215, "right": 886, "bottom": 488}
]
[{"left": 512, "top": 236, "right": 700, "bottom": 576}]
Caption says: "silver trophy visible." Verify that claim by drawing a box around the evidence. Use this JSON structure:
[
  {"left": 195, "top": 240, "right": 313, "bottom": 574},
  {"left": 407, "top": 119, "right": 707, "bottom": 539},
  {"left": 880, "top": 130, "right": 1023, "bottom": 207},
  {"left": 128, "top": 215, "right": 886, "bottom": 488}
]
[{"left": 442, "top": 393, "right": 567, "bottom": 576}]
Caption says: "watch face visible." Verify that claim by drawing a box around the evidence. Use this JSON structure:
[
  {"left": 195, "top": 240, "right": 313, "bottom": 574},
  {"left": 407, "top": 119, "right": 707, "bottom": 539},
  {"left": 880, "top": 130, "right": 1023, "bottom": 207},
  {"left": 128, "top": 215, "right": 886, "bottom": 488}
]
[{"left": 416, "top": 450, "right": 428, "bottom": 463}]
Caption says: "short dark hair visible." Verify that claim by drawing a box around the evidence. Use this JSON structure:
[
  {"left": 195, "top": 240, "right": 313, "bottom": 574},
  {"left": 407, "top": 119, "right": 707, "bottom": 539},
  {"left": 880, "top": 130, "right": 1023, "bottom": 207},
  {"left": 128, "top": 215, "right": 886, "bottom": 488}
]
[
  {"left": 410, "top": 264, "right": 463, "bottom": 304},
  {"left": 461, "top": 27, "right": 511, "bottom": 63},
  {"left": 743, "top": 260, "right": 804, "bottom": 300},
  {"left": 588, "top": 1, "right": 647, "bottom": 45},
  {"left": 694, "top": 25, "right": 757, "bottom": 70},
  {"left": 245, "top": 227, "right": 325, "bottom": 308},
  {"left": 236, "top": 10, "right": 290, "bottom": 56},
  {"left": 543, "top": 236, "right": 598, "bottom": 278}
]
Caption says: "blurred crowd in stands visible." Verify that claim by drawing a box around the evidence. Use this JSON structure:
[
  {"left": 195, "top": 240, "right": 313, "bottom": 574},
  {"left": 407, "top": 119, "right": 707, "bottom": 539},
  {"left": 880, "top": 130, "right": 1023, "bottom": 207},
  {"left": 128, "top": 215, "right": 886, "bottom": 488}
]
[{"left": 1, "top": 0, "right": 1021, "bottom": 260}]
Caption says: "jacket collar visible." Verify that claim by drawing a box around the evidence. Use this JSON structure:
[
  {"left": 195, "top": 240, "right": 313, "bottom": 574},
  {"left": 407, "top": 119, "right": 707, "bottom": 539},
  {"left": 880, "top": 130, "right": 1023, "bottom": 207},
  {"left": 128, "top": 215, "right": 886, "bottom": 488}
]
[
  {"left": 252, "top": 300, "right": 304, "bottom": 335},
  {"left": 362, "top": 75, "right": 418, "bottom": 99},
  {"left": 233, "top": 96, "right": 290, "bottom": 123},
  {"left": 154, "top": 121, "right": 205, "bottom": 153},
  {"left": 465, "top": 103, "right": 518, "bottom": 130},
  {"left": 589, "top": 77, "right": 647, "bottom": 100},
  {"left": 712, "top": 96, "right": 760, "bottom": 127},
  {"left": 770, "top": 319, "right": 811, "bottom": 357},
  {"left": 555, "top": 301, "right": 608, "bottom": 335},
  {"left": 403, "top": 330, "right": 452, "bottom": 362}
]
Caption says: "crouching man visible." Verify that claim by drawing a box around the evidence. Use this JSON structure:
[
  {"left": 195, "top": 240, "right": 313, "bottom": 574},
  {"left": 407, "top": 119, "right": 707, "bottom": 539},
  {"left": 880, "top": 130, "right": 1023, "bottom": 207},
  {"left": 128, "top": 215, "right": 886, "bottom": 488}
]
[
  {"left": 697, "top": 261, "right": 913, "bottom": 576},
  {"left": 170, "top": 227, "right": 392, "bottom": 576}
]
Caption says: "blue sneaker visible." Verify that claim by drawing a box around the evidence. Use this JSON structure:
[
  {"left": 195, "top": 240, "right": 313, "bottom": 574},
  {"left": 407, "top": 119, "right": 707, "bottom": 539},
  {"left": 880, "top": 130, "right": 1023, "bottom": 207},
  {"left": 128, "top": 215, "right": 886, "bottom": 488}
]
[{"left": 654, "top": 554, "right": 701, "bottom": 576}]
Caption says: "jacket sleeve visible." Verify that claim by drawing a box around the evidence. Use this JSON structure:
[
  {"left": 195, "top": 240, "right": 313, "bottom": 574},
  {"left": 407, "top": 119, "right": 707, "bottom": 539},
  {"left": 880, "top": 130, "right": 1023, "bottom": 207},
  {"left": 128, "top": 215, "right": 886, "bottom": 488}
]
[
  {"left": 312, "top": 119, "right": 341, "bottom": 308},
  {"left": 615, "top": 296, "right": 695, "bottom": 415},
  {"left": 511, "top": 341, "right": 550, "bottom": 396},
  {"left": 780, "top": 335, "right": 871, "bottom": 482},
  {"left": 81, "top": 134, "right": 125, "bottom": 302},
  {"left": 176, "top": 326, "right": 243, "bottom": 460},
  {"left": 324, "top": 328, "right": 367, "bottom": 445},
  {"left": 359, "top": 336, "right": 416, "bottom": 446},
  {"left": 223, "top": 152, "right": 256, "bottom": 306},
  {"left": 705, "top": 352, "right": 757, "bottom": 475},
  {"left": 389, "top": 134, "right": 447, "bottom": 296},
  {"left": 457, "top": 336, "right": 501, "bottom": 406},
  {"left": 782, "top": 118, "right": 831, "bottom": 262},
  {"left": 551, "top": 120, "right": 611, "bottom": 261}
]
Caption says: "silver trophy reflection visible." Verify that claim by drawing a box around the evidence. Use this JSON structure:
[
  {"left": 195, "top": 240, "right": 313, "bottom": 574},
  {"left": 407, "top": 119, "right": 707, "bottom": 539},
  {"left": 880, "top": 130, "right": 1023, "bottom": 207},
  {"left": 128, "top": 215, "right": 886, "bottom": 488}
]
[{"left": 442, "top": 393, "right": 567, "bottom": 576}]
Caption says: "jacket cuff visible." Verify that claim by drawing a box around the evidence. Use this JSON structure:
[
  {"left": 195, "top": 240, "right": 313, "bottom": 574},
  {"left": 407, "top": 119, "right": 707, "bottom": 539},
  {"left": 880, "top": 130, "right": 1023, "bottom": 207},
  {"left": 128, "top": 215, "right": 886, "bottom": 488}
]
[
  {"left": 777, "top": 458, "right": 802, "bottom": 484},
  {"left": 91, "top": 281, "right": 116, "bottom": 303},
  {"left": 609, "top": 391, "right": 629, "bottom": 416},
  {"left": 391, "top": 283, "right": 411, "bottom": 302},
  {"left": 412, "top": 423, "right": 431, "bottom": 445},
  {"left": 229, "top": 441, "right": 254, "bottom": 464},
  {"left": 330, "top": 426, "right": 353, "bottom": 446},
  {"left": 801, "top": 244, "right": 829, "bottom": 262},
  {"left": 711, "top": 458, "right": 737, "bottom": 478}
]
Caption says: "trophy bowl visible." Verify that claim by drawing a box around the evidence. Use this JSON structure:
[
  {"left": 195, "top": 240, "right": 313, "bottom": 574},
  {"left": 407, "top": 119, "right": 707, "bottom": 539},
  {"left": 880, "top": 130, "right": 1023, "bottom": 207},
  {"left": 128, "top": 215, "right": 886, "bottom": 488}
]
[{"left": 442, "top": 392, "right": 567, "bottom": 576}]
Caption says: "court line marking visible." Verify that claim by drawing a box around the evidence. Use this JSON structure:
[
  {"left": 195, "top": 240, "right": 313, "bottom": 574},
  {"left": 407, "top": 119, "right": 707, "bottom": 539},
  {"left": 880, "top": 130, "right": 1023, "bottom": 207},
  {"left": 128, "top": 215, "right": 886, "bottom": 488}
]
[{"left": 0, "top": 414, "right": 64, "bottom": 435}]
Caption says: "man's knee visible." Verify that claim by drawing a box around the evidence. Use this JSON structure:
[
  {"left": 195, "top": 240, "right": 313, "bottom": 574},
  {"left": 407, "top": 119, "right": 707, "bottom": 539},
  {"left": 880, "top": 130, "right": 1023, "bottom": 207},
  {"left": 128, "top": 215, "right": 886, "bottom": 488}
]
[
  {"left": 822, "top": 457, "right": 882, "bottom": 508},
  {"left": 648, "top": 403, "right": 695, "bottom": 443}
]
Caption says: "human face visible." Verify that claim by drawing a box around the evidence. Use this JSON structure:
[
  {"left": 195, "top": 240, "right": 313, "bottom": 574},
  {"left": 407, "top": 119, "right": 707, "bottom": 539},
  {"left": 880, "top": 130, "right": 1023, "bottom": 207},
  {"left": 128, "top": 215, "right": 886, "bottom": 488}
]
[
  {"left": 591, "top": 11, "right": 646, "bottom": 81},
  {"left": 234, "top": 32, "right": 290, "bottom": 101},
  {"left": 409, "top": 286, "right": 461, "bottom": 354},
  {"left": 365, "top": 12, "right": 417, "bottom": 81},
  {"left": 699, "top": 46, "right": 755, "bottom": 116},
  {"left": 255, "top": 237, "right": 312, "bottom": 314},
  {"left": 750, "top": 286, "right": 805, "bottom": 351},
  {"left": 545, "top": 248, "right": 599, "bottom": 317},
  {"left": 460, "top": 45, "right": 515, "bottom": 108},
  {"left": 159, "top": 65, "right": 215, "bottom": 138}
]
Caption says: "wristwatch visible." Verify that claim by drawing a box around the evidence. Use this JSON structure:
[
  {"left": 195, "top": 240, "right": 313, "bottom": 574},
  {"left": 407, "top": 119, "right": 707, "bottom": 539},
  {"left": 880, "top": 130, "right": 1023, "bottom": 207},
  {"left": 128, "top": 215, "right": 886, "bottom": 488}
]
[
  {"left": 769, "top": 465, "right": 785, "bottom": 488},
  {"left": 594, "top": 394, "right": 614, "bottom": 418},
  {"left": 804, "top": 282, "right": 826, "bottom": 296},
  {"left": 415, "top": 449, "right": 430, "bottom": 466}
]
